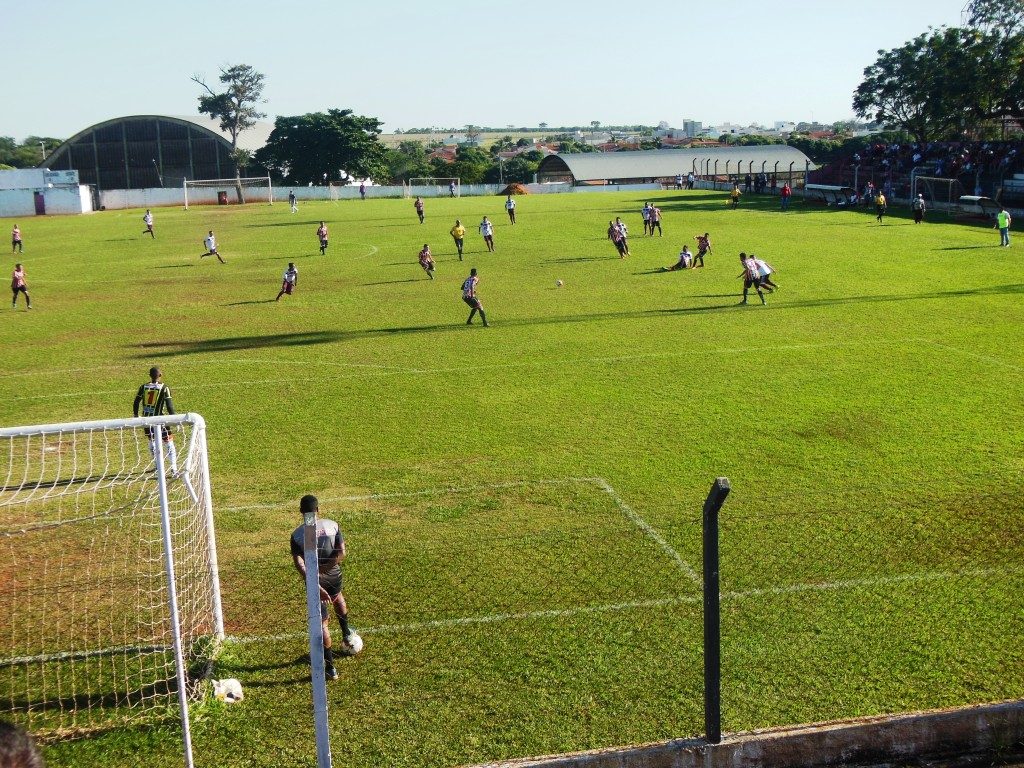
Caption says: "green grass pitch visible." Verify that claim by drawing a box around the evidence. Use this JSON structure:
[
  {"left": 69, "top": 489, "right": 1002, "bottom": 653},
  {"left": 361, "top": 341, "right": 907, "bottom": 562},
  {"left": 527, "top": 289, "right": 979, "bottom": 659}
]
[{"left": 1, "top": 190, "right": 1022, "bottom": 767}]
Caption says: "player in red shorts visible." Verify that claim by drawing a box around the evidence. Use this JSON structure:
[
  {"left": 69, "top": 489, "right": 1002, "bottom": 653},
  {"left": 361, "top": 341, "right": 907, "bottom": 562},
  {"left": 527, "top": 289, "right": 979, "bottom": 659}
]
[{"left": 276, "top": 263, "right": 298, "bottom": 301}]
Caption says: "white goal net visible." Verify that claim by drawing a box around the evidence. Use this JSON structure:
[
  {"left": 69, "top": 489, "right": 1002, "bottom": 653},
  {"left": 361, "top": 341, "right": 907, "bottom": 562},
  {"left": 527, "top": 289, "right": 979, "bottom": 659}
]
[
  {"left": 912, "top": 176, "right": 963, "bottom": 214},
  {"left": 183, "top": 176, "right": 273, "bottom": 209},
  {"left": 405, "top": 177, "right": 460, "bottom": 198},
  {"left": 0, "top": 414, "right": 223, "bottom": 759}
]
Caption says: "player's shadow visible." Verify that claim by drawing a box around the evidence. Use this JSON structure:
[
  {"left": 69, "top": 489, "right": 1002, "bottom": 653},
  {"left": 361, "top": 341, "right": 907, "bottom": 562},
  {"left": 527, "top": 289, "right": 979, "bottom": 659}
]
[
  {"left": 223, "top": 299, "right": 278, "bottom": 306},
  {"left": 542, "top": 256, "right": 619, "bottom": 264},
  {"left": 361, "top": 278, "right": 422, "bottom": 286},
  {"left": 243, "top": 220, "right": 324, "bottom": 228},
  {"left": 151, "top": 264, "right": 195, "bottom": 269}
]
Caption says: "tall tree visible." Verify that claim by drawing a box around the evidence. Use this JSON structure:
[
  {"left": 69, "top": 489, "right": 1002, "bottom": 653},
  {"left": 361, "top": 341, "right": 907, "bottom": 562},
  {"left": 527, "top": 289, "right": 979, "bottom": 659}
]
[
  {"left": 965, "top": 0, "right": 1024, "bottom": 35},
  {"left": 255, "top": 110, "right": 389, "bottom": 185},
  {"left": 852, "top": 27, "right": 1011, "bottom": 143},
  {"left": 192, "top": 64, "right": 266, "bottom": 200}
]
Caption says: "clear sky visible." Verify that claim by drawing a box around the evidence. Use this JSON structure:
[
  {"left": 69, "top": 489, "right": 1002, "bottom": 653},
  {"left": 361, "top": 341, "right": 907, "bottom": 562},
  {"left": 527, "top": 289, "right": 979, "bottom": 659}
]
[{"left": 4, "top": 0, "right": 969, "bottom": 141}]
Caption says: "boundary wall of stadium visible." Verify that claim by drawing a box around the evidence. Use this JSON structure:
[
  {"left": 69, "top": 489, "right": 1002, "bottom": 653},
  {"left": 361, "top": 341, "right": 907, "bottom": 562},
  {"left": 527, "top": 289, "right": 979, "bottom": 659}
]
[
  {"left": 95, "top": 182, "right": 668, "bottom": 210},
  {"left": 472, "top": 699, "right": 1024, "bottom": 768}
]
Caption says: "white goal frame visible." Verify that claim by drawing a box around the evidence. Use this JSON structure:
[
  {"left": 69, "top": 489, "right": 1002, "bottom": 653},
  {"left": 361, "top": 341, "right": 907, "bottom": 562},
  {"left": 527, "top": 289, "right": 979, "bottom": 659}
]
[
  {"left": 405, "top": 177, "right": 461, "bottom": 198},
  {"left": 183, "top": 175, "right": 273, "bottom": 209},
  {"left": 0, "top": 414, "right": 223, "bottom": 768},
  {"left": 911, "top": 176, "right": 963, "bottom": 214}
]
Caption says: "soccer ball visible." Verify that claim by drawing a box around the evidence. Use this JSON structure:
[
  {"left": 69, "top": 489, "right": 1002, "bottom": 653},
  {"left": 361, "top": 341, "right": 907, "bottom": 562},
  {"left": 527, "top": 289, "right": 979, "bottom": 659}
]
[
  {"left": 556, "top": 279, "right": 563, "bottom": 287},
  {"left": 340, "top": 631, "right": 364, "bottom": 656}
]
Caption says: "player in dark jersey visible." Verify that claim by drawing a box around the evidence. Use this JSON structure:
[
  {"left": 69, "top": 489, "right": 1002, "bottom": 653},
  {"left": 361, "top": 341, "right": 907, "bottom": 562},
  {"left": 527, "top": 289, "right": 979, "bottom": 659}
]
[
  {"left": 133, "top": 366, "right": 178, "bottom": 474},
  {"left": 290, "top": 495, "right": 354, "bottom": 681}
]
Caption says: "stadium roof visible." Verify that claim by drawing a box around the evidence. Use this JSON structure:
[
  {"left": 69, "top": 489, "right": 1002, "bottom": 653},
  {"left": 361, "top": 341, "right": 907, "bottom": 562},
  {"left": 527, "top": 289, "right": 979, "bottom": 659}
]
[{"left": 537, "top": 146, "right": 816, "bottom": 183}]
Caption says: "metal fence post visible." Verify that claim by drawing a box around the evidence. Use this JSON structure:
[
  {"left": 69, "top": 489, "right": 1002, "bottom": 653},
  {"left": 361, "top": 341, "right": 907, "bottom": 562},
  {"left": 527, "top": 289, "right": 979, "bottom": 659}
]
[{"left": 703, "top": 477, "right": 731, "bottom": 745}]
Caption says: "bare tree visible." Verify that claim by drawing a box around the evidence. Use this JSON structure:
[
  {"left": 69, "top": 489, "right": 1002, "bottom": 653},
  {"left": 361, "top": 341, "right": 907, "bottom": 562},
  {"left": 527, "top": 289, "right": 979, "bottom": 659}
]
[{"left": 192, "top": 64, "right": 266, "bottom": 202}]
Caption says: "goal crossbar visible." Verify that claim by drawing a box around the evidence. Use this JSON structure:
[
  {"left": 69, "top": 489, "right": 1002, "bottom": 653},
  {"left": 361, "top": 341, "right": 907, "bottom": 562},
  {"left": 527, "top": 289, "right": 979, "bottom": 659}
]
[{"left": 183, "top": 176, "right": 273, "bottom": 209}]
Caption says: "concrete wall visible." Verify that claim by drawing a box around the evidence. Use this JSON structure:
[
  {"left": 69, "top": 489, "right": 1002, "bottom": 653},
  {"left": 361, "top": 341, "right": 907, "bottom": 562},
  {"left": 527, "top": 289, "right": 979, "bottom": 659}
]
[
  {"left": 0, "top": 190, "right": 35, "bottom": 218},
  {"left": 0, "top": 168, "right": 47, "bottom": 190},
  {"left": 470, "top": 700, "right": 1024, "bottom": 768}
]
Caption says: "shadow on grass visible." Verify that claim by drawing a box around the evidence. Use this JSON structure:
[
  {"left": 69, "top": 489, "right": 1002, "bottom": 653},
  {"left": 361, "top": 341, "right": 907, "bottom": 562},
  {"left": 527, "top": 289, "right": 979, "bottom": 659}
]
[
  {"left": 362, "top": 278, "right": 422, "bottom": 286},
  {"left": 243, "top": 220, "right": 324, "bottom": 228},
  {"left": 150, "top": 264, "right": 196, "bottom": 269},
  {"left": 224, "top": 299, "right": 278, "bottom": 306},
  {"left": 934, "top": 245, "right": 999, "bottom": 251},
  {"left": 542, "top": 256, "right": 619, "bottom": 264},
  {"left": 132, "top": 283, "right": 1024, "bottom": 358}
]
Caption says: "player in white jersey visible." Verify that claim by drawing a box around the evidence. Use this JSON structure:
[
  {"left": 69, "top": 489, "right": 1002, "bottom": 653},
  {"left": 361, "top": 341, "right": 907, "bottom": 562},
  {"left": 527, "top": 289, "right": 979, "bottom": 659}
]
[
  {"left": 505, "top": 196, "right": 517, "bottom": 224},
  {"left": 418, "top": 244, "right": 435, "bottom": 280},
  {"left": 200, "top": 230, "right": 226, "bottom": 263},
  {"left": 737, "top": 253, "right": 767, "bottom": 305},
  {"left": 751, "top": 255, "right": 778, "bottom": 291},
  {"left": 133, "top": 366, "right": 179, "bottom": 475},
  {"left": 461, "top": 268, "right": 488, "bottom": 326},
  {"left": 641, "top": 203, "right": 651, "bottom": 235},
  {"left": 142, "top": 210, "right": 155, "bottom": 239},
  {"left": 276, "top": 262, "right": 298, "bottom": 301},
  {"left": 479, "top": 217, "right": 495, "bottom": 252}
]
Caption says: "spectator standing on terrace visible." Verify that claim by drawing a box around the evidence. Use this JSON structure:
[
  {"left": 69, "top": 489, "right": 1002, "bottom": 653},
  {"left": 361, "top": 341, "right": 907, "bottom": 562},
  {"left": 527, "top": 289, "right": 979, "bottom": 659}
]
[
  {"left": 675, "top": 174, "right": 683, "bottom": 190},
  {"left": 687, "top": 171, "right": 696, "bottom": 189},
  {"left": 912, "top": 194, "right": 926, "bottom": 224},
  {"left": 780, "top": 183, "right": 792, "bottom": 211},
  {"left": 996, "top": 207, "right": 1012, "bottom": 247},
  {"left": 744, "top": 173, "right": 752, "bottom": 193}
]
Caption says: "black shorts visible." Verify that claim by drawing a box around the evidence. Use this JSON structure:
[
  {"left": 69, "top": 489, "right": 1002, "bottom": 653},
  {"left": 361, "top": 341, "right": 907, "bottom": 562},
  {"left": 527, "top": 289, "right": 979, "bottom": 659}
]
[
  {"left": 12, "top": 285, "right": 27, "bottom": 295},
  {"left": 318, "top": 567, "right": 343, "bottom": 618},
  {"left": 463, "top": 296, "right": 482, "bottom": 310},
  {"left": 453, "top": 237, "right": 463, "bottom": 248}
]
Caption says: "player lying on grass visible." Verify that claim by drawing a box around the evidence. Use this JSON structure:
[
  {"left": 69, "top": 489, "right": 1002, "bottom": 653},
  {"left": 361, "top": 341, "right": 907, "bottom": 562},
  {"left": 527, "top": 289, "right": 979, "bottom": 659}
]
[
  {"left": 291, "top": 495, "right": 357, "bottom": 681},
  {"left": 662, "top": 246, "right": 693, "bottom": 271},
  {"left": 418, "top": 244, "right": 435, "bottom": 279}
]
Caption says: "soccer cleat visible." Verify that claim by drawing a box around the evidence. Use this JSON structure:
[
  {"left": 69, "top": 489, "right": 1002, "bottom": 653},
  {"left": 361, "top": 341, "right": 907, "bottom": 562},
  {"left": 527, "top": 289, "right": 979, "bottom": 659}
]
[{"left": 325, "top": 666, "right": 338, "bottom": 680}]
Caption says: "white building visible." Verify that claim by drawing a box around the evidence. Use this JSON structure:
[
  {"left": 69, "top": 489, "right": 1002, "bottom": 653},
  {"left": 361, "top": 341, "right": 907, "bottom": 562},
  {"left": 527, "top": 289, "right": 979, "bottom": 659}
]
[{"left": 0, "top": 169, "right": 93, "bottom": 218}]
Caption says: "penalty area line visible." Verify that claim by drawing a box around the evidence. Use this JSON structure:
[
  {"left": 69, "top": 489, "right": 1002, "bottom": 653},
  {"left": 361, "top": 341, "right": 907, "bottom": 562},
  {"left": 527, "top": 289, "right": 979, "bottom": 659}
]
[{"left": 227, "top": 564, "right": 1021, "bottom": 647}]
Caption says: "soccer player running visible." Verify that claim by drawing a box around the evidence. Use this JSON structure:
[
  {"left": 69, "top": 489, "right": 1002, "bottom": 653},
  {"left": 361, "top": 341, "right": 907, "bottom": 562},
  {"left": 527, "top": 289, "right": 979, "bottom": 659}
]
[
  {"left": 615, "top": 217, "right": 630, "bottom": 256},
  {"left": 11, "top": 263, "right": 30, "bottom": 310},
  {"left": 450, "top": 219, "right": 466, "bottom": 260},
  {"left": 505, "top": 195, "right": 517, "bottom": 224},
  {"left": 418, "top": 244, "right": 435, "bottom": 279},
  {"left": 142, "top": 210, "right": 155, "bottom": 238},
  {"left": 414, "top": 196, "right": 425, "bottom": 224},
  {"left": 737, "top": 253, "right": 767, "bottom": 305},
  {"left": 462, "top": 267, "right": 488, "bottom": 326},
  {"left": 693, "top": 232, "right": 712, "bottom": 268},
  {"left": 12, "top": 224, "right": 23, "bottom": 253},
  {"left": 751, "top": 254, "right": 779, "bottom": 291},
  {"left": 317, "top": 221, "right": 329, "bottom": 255},
  {"left": 276, "top": 262, "right": 298, "bottom": 301},
  {"left": 200, "top": 230, "right": 226, "bottom": 263},
  {"left": 133, "top": 366, "right": 179, "bottom": 475},
  {"left": 479, "top": 216, "right": 495, "bottom": 252},
  {"left": 290, "top": 495, "right": 356, "bottom": 682}
]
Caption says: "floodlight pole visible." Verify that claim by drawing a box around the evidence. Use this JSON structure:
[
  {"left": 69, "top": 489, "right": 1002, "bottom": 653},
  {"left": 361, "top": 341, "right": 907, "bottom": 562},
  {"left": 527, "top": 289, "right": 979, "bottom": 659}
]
[
  {"left": 303, "top": 506, "right": 333, "bottom": 768},
  {"left": 703, "top": 476, "right": 730, "bottom": 745}
]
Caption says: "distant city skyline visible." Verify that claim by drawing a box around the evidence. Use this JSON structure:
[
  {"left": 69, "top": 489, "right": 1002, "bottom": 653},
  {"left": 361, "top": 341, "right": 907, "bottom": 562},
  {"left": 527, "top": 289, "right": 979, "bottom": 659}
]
[{"left": 5, "top": 0, "right": 968, "bottom": 142}]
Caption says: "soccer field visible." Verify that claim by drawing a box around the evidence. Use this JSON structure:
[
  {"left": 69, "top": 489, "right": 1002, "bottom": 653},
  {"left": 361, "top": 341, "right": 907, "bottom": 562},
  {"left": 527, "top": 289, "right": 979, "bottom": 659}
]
[{"left": 1, "top": 191, "right": 1022, "bottom": 767}]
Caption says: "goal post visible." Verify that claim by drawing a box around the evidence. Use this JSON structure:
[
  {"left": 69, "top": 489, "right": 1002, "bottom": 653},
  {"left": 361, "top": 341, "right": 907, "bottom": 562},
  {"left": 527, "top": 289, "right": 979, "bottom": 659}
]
[
  {"left": 405, "top": 177, "right": 460, "bottom": 198},
  {"left": 911, "top": 176, "right": 963, "bottom": 214},
  {"left": 0, "top": 413, "right": 223, "bottom": 764},
  {"left": 183, "top": 176, "right": 273, "bottom": 209}
]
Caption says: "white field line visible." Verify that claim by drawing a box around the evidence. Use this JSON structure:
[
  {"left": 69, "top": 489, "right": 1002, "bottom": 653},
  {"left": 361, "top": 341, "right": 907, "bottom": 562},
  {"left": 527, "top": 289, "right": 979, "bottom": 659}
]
[
  {"left": 227, "top": 564, "right": 1022, "bottom": 646},
  {"left": 592, "top": 477, "right": 700, "bottom": 584},
  {"left": 218, "top": 477, "right": 596, "bottom": 513},
  {"left": 916, "top": 338, "right": 1024, "bottom": 373},
  {"left": 0, "top": 338, "right": 915, "bottom": 398}
]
